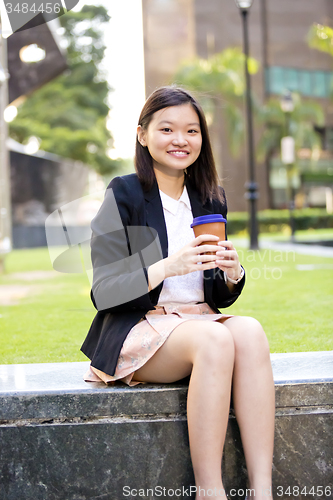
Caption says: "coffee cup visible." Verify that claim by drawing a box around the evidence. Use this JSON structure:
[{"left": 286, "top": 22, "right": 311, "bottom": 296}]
[{"left": 190, "top": 214, "right": 227, "bottom": 255}]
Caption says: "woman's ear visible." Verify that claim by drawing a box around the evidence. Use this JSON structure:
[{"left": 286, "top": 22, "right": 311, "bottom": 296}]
[{"left": 137, "top": 125, "right": 147, "bottom": 147}]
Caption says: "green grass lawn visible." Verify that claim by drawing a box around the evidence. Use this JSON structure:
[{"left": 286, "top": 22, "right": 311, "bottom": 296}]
[
  {"left": 227, "top": 237, "right": 333, "bottom": 352},
  {"left": 0, "top": 231, "right": 332, "bottom": 365},
  {"left": 0, "top": 248, "right": 94, "bottom": 364}
]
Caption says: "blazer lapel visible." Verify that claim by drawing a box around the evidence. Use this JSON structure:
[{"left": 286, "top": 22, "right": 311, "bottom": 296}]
[
  {"left": 144, "top": 178, "right": 169, "bottom": 259},
  {"left": 185, "top": 178, "right": 214, "bottom": 217}
]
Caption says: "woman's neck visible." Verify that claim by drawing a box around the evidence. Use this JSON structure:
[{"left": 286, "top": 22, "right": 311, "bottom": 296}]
[{"left": 154, "top": 168, "right": 185, "bottom": 200}]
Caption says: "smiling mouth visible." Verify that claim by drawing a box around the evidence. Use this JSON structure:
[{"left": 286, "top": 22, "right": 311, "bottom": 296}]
[{"left": 167, "top": 150, "right": 190, "bottom": 156}]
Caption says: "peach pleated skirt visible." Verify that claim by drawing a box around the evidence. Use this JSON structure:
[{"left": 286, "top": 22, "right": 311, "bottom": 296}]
[{"left": 84, "top": 302, "right": 233, "bottom": 386}]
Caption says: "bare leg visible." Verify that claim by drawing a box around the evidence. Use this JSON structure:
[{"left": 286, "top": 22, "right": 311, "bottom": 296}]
[
  {"left": 132, "top": 320, "right": 235, "bottom": 498},
  {"left": 222, "top": 316, "right": 275, "bottom": 500}
]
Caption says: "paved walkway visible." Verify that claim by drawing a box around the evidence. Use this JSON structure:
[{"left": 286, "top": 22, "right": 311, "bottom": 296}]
[
  {"left": 260, "top": 239, "right": 333, "bottom": 258},
  {"left": 234, "top": 237, "right": 333, "bottom": 258},
  {"left": 0, "top": 270, "right": 58, "bottom": 306}
]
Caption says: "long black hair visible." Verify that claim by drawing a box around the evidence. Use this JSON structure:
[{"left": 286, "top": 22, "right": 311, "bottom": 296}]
[{"left": 135, "top": 85, "right": 223, "bottom": 204}]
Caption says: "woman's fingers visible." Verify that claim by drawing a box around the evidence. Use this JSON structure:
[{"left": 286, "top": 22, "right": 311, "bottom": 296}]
[
  {"left": 194, "top": 260, "right": 218, "bottom": 271},
  {"left": 217, "top": 240, "right": 233, "bottom": 248},
  {"left": 168, "top": 235, "right": 242, "bottom": 277},
  {"left": 192, "top": 234, "right": 219, "bottom": 246},
  {"left": 194, "top": 252, "right": 218, "bottom": 263},
  {"left": 216, "top": 241, "right": 238, "bottom": 258},
  {"left": 196, "top": 244, "right": 221, "bottom": 254},
  {"left": 215, "top": 239, "right": 242, "bottom": 279},
  {"left": 216, "top": 249, "right": 237, "bottom": 260}
]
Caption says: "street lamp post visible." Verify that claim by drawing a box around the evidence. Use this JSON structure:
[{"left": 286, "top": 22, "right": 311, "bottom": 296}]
[
  {"left": 234, "top": 0, "right": 259, "bottom": 250},
  {"left": 280, "top": 90, "right": 296, "bottom": 241}
]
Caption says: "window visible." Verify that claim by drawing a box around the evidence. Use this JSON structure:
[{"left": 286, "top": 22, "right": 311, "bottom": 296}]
[{"left": 266, "top": 66, "right": 333, "bottom": 98}]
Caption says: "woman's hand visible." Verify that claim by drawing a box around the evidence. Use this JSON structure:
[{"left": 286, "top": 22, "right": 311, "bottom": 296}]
[
  {"left": 215, "top": 240, "right": 242, "bottom": 282},
  {"left": 164, "top": 234, "right": 221, "bottom": 278}
]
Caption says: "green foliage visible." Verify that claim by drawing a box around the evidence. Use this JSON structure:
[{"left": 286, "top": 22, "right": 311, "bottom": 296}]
[
  {"left": 308, "top": 23, "right": 333, "bottom": 100},
  {"left": 9, "top": 5, "right": 121, "bottom": 175},
  {"left": 227, "top": 208, "right": 333, "bottom": 234},
  {"left": 174, "top": 47, "right": 259, "bottom": 156},
  {"left": 308, "top": 24, "right": 333, "bottom": 58},
  {"left": 175, "top": 48, "right": 258, "bottom": 97},
  {"left": 256, "top": 93, "right": 324, "bottom": 163}
]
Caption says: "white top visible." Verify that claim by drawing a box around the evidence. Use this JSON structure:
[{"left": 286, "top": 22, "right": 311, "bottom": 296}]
[{"left": 157, "top": 185, "right": 204, "bottom": 305}]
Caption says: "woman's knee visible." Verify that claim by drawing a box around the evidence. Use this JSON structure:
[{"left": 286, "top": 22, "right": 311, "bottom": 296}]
[
  {"left": 191, "top": 321, "right": 235, "bottom": 365},
  {"left": 225, "top": 316, "right": 270, "bottom": 359}
]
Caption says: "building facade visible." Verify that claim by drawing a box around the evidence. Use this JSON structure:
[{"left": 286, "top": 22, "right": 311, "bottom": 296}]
[{"left": 142, "top": 0, "right": 333, "bottom": 211}]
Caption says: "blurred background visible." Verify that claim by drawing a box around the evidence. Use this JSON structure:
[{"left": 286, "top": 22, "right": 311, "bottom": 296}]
[
  {"left": 1, "top": 0, "right": 333, "bottom": 252},
  {"left": 0, "top": 0, "right": 332, "bottom": 363}
]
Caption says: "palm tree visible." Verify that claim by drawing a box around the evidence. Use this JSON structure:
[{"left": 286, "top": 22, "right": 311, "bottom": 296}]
[
  {"left": 256, "top": 92, "right": 324, "bottom": 211},
  {"left": 256, "top": 93, "right": 324, "bottom": 163}
]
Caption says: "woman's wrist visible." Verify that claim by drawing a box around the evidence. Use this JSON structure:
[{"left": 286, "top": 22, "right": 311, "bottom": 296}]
[
  {"left": 225, "top": 266, "right": 244, "bottom": 285},
  {"left": 147, "top": 259, "right": 168, "bottom": 291}
]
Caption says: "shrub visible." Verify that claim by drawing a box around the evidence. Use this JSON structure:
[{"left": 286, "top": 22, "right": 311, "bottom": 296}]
[{"left": 227, "top": 208, "right": 333, "bottom": 234}]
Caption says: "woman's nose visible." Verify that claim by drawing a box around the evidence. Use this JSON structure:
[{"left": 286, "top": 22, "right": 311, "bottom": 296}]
[{"left": 172, "top": 135, "right": 188, "bottom": 146}]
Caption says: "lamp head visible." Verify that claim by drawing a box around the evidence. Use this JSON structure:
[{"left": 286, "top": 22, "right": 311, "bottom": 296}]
[
  {"left": 280, "top": 90, "right": 294, "bottom": 113},
  {"left": 234, "top": 0, "right": 253, "bottom": 10}
]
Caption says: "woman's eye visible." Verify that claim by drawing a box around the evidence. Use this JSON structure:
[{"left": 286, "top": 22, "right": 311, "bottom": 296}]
[
  {"left": 188, "top": 129, "right": 199, "bottom": 134},
  {"left": 162, "top": 128, "right": 172, "bottom": 132}
]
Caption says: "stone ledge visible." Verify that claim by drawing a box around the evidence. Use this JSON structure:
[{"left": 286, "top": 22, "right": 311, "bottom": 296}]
[
  {"left": 0, "top": 352, "right": 332, "bottom": 500},
  {"left": 1, "top": 352, "right": 332, "bottom": 421}
]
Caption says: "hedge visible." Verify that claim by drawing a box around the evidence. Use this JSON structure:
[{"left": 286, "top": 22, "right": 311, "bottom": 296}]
[{"left": 227, "top": 208, "right": 333, "bottom": 234}]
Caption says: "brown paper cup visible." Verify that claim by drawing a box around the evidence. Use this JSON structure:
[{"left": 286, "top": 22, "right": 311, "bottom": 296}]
[{"left": 193, "top": 221, "right": 226, "bottom": 255}]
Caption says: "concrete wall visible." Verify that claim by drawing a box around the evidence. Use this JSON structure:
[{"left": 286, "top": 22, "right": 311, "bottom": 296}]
[
  {"left": 142, "top": 0, "right": 196, "bottom": 95},
  {"left": 9, "top": 147, "right": 91, "bottom": 249},
  {"left": 0, "top": 352, "right": 332, "bottom": 499}
]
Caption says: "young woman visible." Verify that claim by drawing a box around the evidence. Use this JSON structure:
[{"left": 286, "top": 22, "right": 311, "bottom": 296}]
[{"left": 81, "top": 86, "right": 275, "bottom": 499}]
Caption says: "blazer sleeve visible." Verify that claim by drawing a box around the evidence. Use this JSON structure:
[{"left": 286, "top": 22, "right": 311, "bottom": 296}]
[
  {"left": 89, "top": 176, "right": 162, "bottom": 314},
  {"left": 204, "top": 186, "right": 245, "bottom": 310}
]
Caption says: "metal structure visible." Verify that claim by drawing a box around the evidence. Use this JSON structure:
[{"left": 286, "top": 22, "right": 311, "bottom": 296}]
[
  {"left": 280, "top": 90, "right": 296, "bottom": 241},
  {"left": 0, "top": 14, "right": 67, "bottom": 265},
  {"left": 0, "top": 25, "right": 12, "bottom": 269},
  {"left": 234, "top": 0, "right": 259, "bottom": 250},
  {"left": 7, "top": 13, "right": 67, "bottom": 104}
]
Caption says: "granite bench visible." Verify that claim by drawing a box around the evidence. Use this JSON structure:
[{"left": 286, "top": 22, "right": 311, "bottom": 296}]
[{"left": 0, "top": 351, "right": 332, "bottom": 500}]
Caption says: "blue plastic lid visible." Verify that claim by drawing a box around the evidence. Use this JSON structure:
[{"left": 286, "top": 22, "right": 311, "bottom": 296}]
[{"left": 190, "top": 214, "right": 227, "bottom": 228}]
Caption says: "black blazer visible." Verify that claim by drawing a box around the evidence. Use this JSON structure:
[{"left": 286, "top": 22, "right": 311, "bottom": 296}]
[{"left": 81, "top": 173, "right": 245, "bottom": 375}]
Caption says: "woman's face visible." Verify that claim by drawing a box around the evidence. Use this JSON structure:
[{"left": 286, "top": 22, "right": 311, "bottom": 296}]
[{"left": 138, "top": 103, "right": 202, "bottom": 177}]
